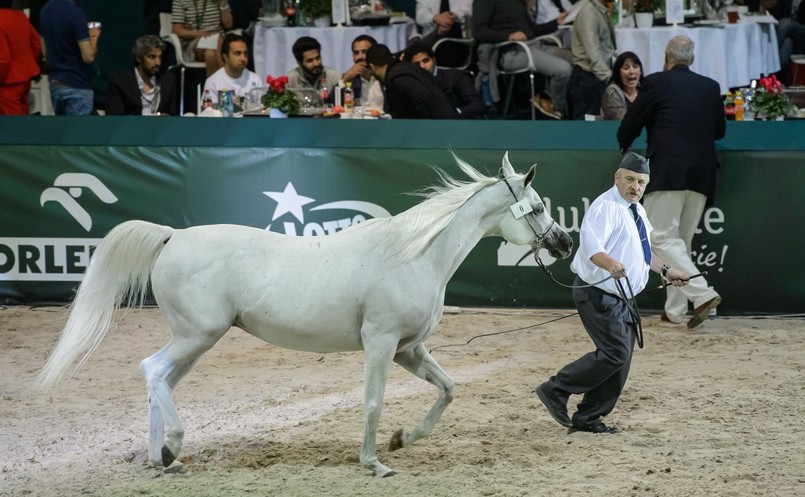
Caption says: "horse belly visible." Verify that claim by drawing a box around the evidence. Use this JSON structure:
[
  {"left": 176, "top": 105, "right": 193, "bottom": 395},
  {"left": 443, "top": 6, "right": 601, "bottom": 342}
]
[{"left": 237, "top": 308, "right": 364, "bottom": 353}]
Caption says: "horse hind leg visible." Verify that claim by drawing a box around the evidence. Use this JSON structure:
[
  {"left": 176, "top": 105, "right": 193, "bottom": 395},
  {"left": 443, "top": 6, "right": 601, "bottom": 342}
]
[
  {"left": 388, "top": 343, "right": 455, "bottom": 452},
  {"left": 140, "top": 333, "right": 222, "bottom": 467}
]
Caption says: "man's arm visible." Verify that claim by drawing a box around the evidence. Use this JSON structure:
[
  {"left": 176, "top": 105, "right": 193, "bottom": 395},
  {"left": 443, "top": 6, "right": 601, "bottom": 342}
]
[
  {"left": 617, "top": 78, "right": 656, "bottom": 153},
  {"left": 451, "top": 72, "right": 486, "bottom": 118}
]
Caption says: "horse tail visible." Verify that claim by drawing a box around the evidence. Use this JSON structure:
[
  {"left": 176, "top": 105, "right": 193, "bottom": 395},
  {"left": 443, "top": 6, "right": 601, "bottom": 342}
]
[{"left": 36, "top": 220, "right": 174, "bottom": 391}]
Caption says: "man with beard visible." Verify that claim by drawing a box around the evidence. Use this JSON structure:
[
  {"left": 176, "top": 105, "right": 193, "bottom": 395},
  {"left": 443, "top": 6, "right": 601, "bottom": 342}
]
[
  {"left": 105, "top": 35, "right": 178, "bottom": 115},
  {"left": 339, "top": 34, "right": 383, "bottom": 109},
  {"left": 286, "top": 36, "right": 340, "bottom": 105},
  {"left": 365, "top": 44, "right": 458, "bottom": 119},
  {"left": 202, "top": 33, "right": 262, "bottom": 107}
]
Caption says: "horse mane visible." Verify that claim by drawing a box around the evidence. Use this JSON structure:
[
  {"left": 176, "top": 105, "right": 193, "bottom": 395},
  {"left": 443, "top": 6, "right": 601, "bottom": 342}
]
[{"left": 351, "top": 154, "right": 502, "bottom": 264}]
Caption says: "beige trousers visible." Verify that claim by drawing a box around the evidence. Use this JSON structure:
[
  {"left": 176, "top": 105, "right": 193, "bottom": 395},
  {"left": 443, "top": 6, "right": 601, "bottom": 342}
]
[{"left": 643, "top": 190, "right": 720, "bottom": 322}]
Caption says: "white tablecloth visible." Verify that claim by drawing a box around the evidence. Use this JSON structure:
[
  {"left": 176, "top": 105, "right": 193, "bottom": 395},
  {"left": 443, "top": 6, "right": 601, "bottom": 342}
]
[
  {"left": 254, "top": 22, "right": 415, "bottom": 82},
  {"left": 615, "top": 22, "right": 780, "bottom": 93}
]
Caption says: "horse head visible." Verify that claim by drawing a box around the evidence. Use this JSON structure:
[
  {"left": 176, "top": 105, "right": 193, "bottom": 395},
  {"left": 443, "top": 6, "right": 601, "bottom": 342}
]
[{"left": 497, "top": 153, "right": 573, "bottom": 260}]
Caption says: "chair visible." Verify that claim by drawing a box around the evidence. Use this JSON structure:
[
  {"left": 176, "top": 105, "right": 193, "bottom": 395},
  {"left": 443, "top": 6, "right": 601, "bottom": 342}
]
[
  {"left": 159, "top": 12, "right": 206, "bottom": 115},
  {"left": 487, "top": 34, "right": 563, "bottom": 120},
  {"left": 791, "top": 54, "right": 805, "bottom": 86},
  {"left": 433, "top": 37, "right": 475, "bottom": 71}
]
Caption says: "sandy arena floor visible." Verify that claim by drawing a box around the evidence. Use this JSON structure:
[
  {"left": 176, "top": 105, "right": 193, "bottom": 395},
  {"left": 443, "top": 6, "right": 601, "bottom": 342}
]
[{"left": 2, "top": 305, "right": 804, "bottom": 496}]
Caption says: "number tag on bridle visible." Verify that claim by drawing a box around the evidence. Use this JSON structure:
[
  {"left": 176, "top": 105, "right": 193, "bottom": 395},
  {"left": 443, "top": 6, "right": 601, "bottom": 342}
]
[{"left": 510, "top": 198, "right": 533, "bottom": 219}]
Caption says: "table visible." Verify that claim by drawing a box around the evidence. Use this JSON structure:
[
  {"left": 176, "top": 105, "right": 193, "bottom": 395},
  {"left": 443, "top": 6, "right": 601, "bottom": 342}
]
[
  {"left": 615, "top": 21, "right": 780, "bottom": 93},
  {"left": 254, "top": 22, "right": 415, "bottom": 82}
]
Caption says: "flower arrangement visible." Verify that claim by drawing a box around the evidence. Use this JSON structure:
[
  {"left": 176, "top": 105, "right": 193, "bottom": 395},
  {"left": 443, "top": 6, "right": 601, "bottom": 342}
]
[
  {"left": 751, "top": 74, "right": 796, "bottom": 121},
  {"left": 302, "top": 0, "right": 332, "bottom": 20},
  {"left": 261, "top": 75, "right": 300, "bottom": 115}
]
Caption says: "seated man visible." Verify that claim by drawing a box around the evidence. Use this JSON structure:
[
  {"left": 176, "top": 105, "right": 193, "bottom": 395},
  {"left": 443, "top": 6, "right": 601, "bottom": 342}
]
[
  {"left": 106, "top": 35, "right": 178, "bottom": 115},
  {"left": 415, "top": 0, "right": 472, "bottom": 44},
  {"left": 403, "top": 42, "right": 485, "bottom": 119},
  {"left": 203, "top": 33, "right": 262, "bottom": 107},
  {"left": 340, "top": 35, "right": 384, "bottom": 109},
  {"left": 365, "top": 44, "right": 459, "bottom": 119},
  {"left": 286, "top": 36, "right": 341, "bottom": 105},
  {"left": 472, "top": 0, "right": 572, "bottom": 118}
]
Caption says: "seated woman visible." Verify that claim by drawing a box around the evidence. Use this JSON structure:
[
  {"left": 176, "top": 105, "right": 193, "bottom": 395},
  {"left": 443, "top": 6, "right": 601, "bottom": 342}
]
[
  {"left": 171, "top": 0, "right": 234, "bottom": 76},
  {"left": 601, "top": 51, "right": 643, "bottom": 120}
]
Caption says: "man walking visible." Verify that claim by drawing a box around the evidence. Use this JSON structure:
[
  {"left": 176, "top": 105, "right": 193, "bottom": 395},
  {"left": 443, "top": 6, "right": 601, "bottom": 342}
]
[
  {"left": 536, "top": 153, "right": 689, "bottom": 434},
  {"left": 618, "top": 35, "right": 726, "bottom": 329}
]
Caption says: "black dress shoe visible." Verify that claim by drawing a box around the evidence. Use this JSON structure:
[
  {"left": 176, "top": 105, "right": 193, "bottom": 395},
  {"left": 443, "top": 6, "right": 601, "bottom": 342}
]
[
  {"left": 535, "top": 383, "right": 572, "bottom": 428},
  {"left": 568, "top": 420, "right": 620, "bottom": 434}
]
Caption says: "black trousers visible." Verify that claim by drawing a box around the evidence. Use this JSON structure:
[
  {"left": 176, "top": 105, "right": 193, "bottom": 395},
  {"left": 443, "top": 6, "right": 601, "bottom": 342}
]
[
  {"left": 568, "top": 65, "right": 606, "bottom": 120},
  {"left": 545, "top": 277, "right": 636, "bottom": 426}
]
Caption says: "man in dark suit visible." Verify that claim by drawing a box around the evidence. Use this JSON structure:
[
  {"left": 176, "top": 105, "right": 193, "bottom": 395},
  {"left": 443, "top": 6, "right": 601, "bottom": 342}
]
[
  {"left": 105, "top": 35, "right": 178, "bottom": 115},
  {"left": 402, "top": 42, "right": 485, "bottom": 119},
  {"left": 617, "top": 35, "right": 726, "bottom": 329},
  {"left": 365, "top": 44, "right": 459, "bottom": 119}
]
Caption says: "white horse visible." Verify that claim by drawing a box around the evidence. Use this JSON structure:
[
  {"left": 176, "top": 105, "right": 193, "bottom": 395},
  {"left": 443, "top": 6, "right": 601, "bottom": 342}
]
[{"left": 37, "top": 153, "right": 572, "bottom": 477}]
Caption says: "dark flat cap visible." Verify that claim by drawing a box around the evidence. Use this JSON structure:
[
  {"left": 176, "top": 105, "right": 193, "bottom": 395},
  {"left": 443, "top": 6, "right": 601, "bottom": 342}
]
[{"left": 619, "top": 152, "right": 650, "bottom": 175}]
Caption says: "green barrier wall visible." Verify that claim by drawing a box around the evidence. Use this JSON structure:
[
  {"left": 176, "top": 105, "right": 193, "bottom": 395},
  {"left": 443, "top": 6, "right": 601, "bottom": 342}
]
[{"left": 1, "top": 117, "right": 803, "bottom": 315}]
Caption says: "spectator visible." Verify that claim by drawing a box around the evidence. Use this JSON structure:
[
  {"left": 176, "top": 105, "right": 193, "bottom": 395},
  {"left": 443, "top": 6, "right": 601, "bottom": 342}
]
[
  {"left": 601, "top": 51, "right": 643, "bottom": 121},
  {"left": 203, "top": 33, "right": 261, "bottom": 106},
  {"left": 567, "top": 0, "right": 615, "bottom": 119},
  {"left": 403, "top": 42, "right": 485, "bottom": 119},
  {"left": 340, "top": 35, "right": 384, "bottom": 109},
  {"left": 365, "top": 44, "right": 459, "bottom": 119},
  {"left": 416, "top": 0, "right": 472, "bottom": 45},
  {"left": 776, "top": 0, "right": 805, "bottom": 77},
  {"left": 0, "top": 0, "right": 42, "bottom": 115},
  {"left": 472, "top": 0, "right": 572, "bottom": 118},
  {"left": 286, "top": 36, "right": 340, "bottom": 104},
  {"left": 105, "top": 35, "right": 178, "bottom": 115},
  {"left": 171, "top": 0, "right": 233, "bottom": 76},
  {"left": 618, "top": 35, "right": 725, "bottom": 329},
  {"left": 535, "top": 0, "right": 574, "bottom": 23},
  {"left": 39, "top": 0, "right": 100, "bottom": 115}
]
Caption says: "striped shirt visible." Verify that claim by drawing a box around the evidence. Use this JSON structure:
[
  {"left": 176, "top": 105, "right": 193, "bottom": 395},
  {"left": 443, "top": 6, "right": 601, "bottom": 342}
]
[{"left": 171, "top": 0, "right": 221, "bottom": 31}]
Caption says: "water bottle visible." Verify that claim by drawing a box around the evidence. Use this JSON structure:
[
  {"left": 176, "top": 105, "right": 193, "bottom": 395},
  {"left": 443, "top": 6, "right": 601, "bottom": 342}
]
[
  {"left": 481, "top": 74, "right": 493, "bottom": 106},
  {"left": 319, "top": 78, "right": 329, "bottom": 105},
  {"left": 343, "top": 81, "right": 354, "bottom": 111}
]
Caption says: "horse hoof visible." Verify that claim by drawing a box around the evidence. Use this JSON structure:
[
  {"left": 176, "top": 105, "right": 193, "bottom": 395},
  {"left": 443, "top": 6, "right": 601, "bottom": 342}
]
[
  {"left": 388, "top": 429, "right": 404, "bottom": 452},
  {"left": 382, "top": 470, "right": 397, "bottom": 478},
  {"left": 161, "top": 446, "right": 176, "bottom": 467}
]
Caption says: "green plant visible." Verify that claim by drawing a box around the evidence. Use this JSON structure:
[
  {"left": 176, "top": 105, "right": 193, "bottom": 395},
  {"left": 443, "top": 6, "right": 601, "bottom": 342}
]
[
  {"left": 302, "top": 0, "right": 332, "bottom": 19},
  {"left": 261, "top": 75, "right": 300, "bottom": 115},
  {"left": 751, "top": 74, "right": 796, "bottom": 120},
  {"left": 633, "top": 0, "right": 656, "bottom": 13}
]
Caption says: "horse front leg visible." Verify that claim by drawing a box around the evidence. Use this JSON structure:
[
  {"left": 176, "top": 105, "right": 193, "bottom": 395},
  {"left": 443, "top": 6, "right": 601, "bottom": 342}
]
[
  {"left": 359, "top": 332, "right": 398, "bottom": 477},
  {"left": 388, "top": 342, "right": 455, "bottom": 452}
]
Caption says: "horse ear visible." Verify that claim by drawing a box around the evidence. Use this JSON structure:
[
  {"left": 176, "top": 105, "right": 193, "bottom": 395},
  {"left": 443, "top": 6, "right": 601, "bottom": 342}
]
[
  {"left": 500, "top": 152, "right": 515, "bottom": 177},
  {"left": 524, "top": 164, "right": 537, "bottom": 187}
]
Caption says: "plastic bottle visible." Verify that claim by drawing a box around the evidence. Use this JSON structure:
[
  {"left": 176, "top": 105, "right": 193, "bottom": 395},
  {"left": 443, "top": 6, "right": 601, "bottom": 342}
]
[
  {"left": 201, "top": 89, "right": 213, "bottom": 110},
  {"left": 723, "top": 91, "right": 735, "bottom": 121},
  {"left": 343, "top": 81, "right": 354, "bottom": 111},
  {"left": 734, "top": 90, "right": 744, "bottom": 121},
  {"left": 285, "top": 0, "right": 296, "bottom": 26},
  {"left": 319, "top": 78, "right": 329, "bottom": 105},
  {"left": 611, "top": 0, "right": 621, "bottom": 25},
  {"left": 481, "top": 74, "right": 493, "bottom": 106}
]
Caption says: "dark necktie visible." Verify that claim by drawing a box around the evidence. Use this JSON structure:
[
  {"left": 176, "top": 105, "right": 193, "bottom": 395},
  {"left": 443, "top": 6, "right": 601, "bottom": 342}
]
[
  {"left": 551, "top": 0, "right": 566, "bottom": 12},
  {"left": 629, "top": 203, "right": 651, "bottom": 265}
]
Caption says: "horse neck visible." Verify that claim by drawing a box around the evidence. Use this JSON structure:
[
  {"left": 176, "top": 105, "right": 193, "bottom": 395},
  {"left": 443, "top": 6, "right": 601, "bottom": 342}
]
[{"left": 424, "top": 184, "right": 506, "bottom": 282}]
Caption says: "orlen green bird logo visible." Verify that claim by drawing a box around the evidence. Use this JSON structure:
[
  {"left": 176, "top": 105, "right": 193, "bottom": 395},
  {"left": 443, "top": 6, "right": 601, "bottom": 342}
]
[{"left": 263, "top": 182, "right": 390, "bottom": 235}]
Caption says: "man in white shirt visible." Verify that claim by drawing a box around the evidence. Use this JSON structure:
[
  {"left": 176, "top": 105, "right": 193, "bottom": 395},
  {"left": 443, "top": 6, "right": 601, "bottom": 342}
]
[
  {"left": 203, "top": 33, "right": 262, "bottom": 106},
  {"left": 415, "top": 0, "right": 472, "bottom": 39},
  {"left": 535, "top": 153, "right": 689, "bottom": 435}
]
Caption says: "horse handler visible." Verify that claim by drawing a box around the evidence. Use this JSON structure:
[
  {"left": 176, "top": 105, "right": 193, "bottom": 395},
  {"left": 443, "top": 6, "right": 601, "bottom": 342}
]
[{"left": 536, "top": 153, "right": 690, "bottom": 434}]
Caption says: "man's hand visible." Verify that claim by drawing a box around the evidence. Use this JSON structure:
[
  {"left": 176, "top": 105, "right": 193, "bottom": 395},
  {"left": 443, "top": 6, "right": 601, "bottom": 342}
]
[
  {"left": 665, "top": 268, "right": 691, "bottom": 287},
  {"left": 556, "top": 11, "right": 570, "bottom": 25},
  {"left": 508, "top": 31, "right": 528, "bottom": 42},
  {"left": 342, "top": 61, "right": 371, "bottom": 82},
  {"left": 433, "top": 11, "right": 457, "bottom": 29}
]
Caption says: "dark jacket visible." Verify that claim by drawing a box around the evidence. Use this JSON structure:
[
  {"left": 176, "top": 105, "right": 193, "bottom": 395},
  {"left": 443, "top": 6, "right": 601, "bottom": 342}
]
[
  {"left": 105, "top": 68, "right": 179, "bottom": 115},
  {"left": 617, "top": 65, "right": 726, "bottom": 204},
  {"left": 471, "top": 0, "right": 559, "bottom": 44},
  {"left": 436, "top": 69, "right": 486, "bottom": 119},
  {"left": 383, "top": 60, "right": 459, "bottom": 119}
]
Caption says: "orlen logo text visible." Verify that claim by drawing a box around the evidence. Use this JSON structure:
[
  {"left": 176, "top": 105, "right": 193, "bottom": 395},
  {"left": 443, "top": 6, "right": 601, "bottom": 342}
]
[
  {"left": 0, "top": 174, "right": 114, "bottom": 281},
  {"left": 263, "top": 182, "right": 390, "bottom": 235}
]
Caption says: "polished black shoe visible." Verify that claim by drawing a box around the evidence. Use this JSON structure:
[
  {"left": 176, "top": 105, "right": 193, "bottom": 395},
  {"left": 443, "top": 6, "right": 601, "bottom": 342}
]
[
  {"left": 535, "top": 383, "right": 572, "bottom": 428},
  {"left": 568, "top": 420, "right": 620, "bottom": 434}
]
